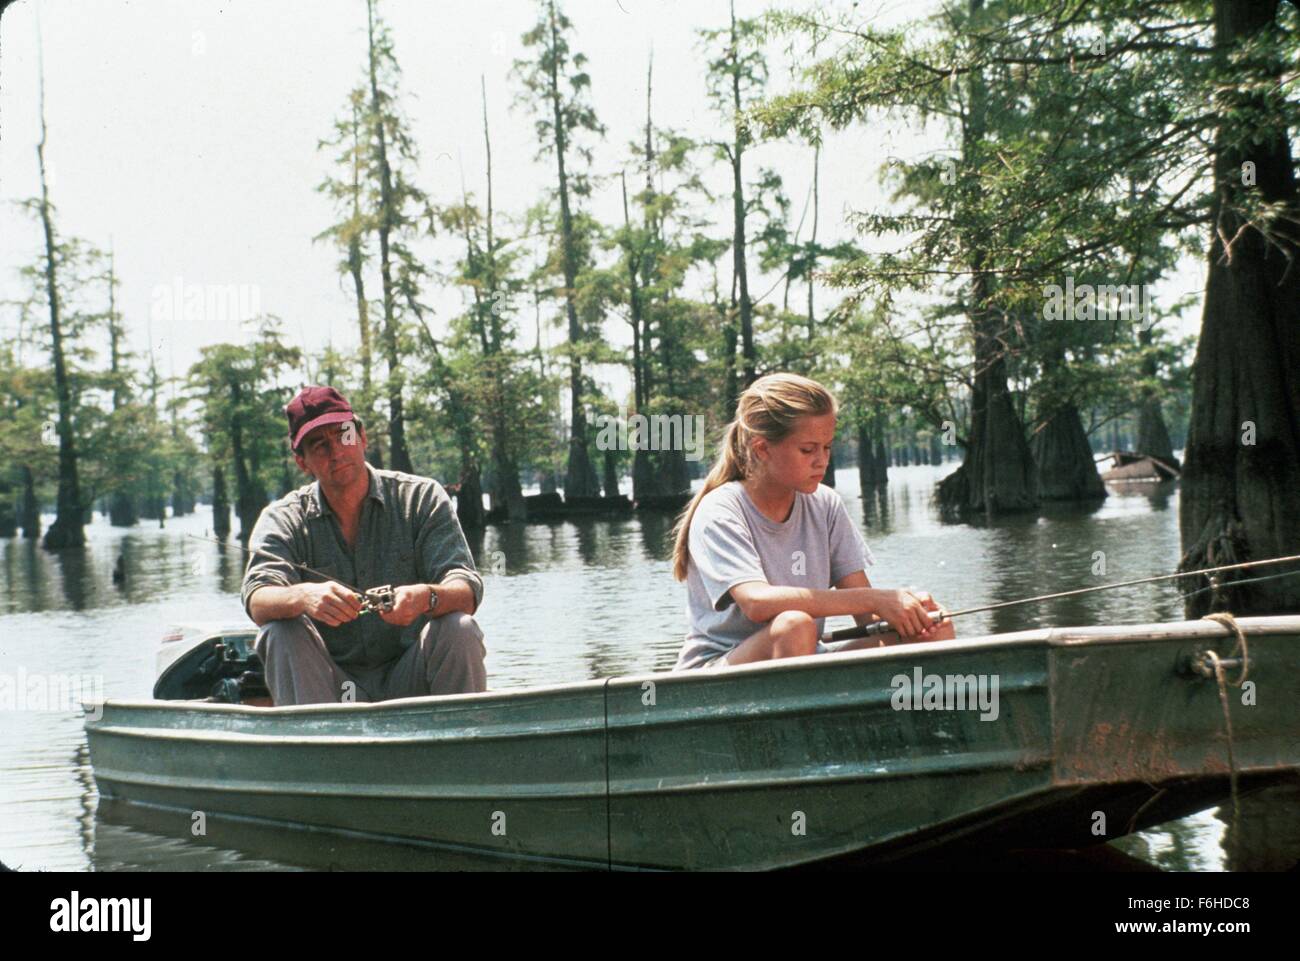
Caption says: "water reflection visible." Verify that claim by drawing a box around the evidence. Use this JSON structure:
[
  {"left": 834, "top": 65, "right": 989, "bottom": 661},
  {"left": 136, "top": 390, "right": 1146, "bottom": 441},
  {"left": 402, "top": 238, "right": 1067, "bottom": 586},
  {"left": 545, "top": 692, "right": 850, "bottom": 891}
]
[
  {"left": 637, "top": 510, "right": 674, "bottom": 562},
  {"left": 0, "top": 466, "right": 1237, "bottom": 872},
  {"left": 859, "top": 485, "right": 892, "bottom": 533}
]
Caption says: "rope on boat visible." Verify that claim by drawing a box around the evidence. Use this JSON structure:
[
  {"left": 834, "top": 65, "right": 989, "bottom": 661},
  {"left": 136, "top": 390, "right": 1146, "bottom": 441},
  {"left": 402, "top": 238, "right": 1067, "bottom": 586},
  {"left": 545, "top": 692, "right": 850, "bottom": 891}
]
[
  {"left": 1199, "top": 611, "right": 1249, "bottom": 869},
  {"left": 1201, "top": 611, "right": 1250, "bottom": 688},
  {"left": 1124, "top": 784, "right": 1169, "bottom": 836}
]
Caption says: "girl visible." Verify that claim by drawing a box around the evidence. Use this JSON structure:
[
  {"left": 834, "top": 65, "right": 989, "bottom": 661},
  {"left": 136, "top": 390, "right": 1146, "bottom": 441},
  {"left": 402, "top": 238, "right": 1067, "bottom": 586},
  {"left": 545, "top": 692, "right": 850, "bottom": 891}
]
[{"left": 672, "top": 373, "right": 954, "bottom": 669}]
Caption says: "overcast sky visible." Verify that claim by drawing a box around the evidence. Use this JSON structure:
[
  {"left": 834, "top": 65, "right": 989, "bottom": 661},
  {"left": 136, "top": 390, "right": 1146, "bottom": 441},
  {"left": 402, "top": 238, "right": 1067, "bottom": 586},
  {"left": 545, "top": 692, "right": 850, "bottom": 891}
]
[{"left": 0, "top": 0, "right": 1203, "bottom": 409}]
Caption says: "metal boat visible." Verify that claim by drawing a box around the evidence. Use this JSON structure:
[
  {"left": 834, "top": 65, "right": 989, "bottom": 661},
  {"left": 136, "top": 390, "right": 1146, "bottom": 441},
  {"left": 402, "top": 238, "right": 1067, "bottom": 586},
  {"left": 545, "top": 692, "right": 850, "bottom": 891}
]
[{"left": 85, "top": 615, "right": 1300, "bottom": 869}]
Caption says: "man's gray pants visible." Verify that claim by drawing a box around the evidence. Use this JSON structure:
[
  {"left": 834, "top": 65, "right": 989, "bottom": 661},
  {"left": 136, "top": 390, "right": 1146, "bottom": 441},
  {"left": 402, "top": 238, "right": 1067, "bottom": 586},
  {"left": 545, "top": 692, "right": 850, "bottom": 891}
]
[{"left": 255, "top": 613, "right": 487, "bottom": 706}]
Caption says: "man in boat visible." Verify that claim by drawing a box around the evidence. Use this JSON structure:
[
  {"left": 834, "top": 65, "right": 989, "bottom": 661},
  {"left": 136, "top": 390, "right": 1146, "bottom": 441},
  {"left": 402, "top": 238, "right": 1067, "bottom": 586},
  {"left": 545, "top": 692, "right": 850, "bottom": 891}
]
[{"left": 241, "top": 385, "right": 487, "bottom": 706}]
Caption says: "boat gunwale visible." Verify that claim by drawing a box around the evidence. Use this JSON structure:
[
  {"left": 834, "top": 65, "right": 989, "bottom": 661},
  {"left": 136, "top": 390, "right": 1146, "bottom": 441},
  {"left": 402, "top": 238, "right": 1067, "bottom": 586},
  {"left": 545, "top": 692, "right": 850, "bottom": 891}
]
[
  {"left": 84, "top": 614, "right": 1300, "bottom": 720},
  {"left": 84, "top": 667, "right": 1051, "bottom": 741}
]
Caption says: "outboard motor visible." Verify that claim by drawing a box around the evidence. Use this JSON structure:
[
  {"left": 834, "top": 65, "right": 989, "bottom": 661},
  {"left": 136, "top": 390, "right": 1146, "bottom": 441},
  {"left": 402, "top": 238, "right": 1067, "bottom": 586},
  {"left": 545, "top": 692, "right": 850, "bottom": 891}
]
[{"left": 154, "top": 625, "right": 271, "bottom": 705}]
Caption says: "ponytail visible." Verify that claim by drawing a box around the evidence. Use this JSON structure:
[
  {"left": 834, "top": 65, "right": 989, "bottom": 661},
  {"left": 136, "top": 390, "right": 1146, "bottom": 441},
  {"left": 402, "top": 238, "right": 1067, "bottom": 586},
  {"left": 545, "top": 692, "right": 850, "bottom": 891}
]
[{"left": 671, "top": 420, "right": 749, "bottom": 581}]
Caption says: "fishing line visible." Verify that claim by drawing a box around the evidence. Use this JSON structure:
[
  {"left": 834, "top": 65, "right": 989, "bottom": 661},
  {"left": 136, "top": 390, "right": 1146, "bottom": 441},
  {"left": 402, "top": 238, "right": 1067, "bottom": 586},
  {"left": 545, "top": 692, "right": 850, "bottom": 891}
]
[
  {"left": 187, "top": 533, "right": 395, "bottom": 614},
  {"left": 188, "top": 533, "right": 362, "bottom": 593},
  {"left": 822, "top": 553, "right": 1300, "bottom": 642}
]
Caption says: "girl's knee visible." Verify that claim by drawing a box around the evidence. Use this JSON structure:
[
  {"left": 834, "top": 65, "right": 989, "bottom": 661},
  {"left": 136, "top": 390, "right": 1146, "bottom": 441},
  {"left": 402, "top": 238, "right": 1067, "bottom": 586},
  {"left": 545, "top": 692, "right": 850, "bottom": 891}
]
[
  {"left": 770, "top": 610, "right": 817, "bottom": 656},
  {"left": 772, "top": 609, "right": 815, "bottom": 635}
]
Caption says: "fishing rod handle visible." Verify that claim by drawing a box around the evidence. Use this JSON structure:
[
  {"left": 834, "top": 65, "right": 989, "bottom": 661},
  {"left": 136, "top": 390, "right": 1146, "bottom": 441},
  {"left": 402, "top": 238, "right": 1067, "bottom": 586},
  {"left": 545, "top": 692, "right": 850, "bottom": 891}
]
[{"left": 821, "top": 609, "right": 945, "bottom": 643}]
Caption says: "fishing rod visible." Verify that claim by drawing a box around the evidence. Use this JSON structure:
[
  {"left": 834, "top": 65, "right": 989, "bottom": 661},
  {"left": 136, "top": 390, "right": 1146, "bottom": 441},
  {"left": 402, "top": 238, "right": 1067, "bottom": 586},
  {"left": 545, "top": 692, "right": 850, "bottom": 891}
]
[
  {"left": 820, "top": 552, "right": 1300, "bottom": 643},
  {"left": 188, "top": 533, "right": 395, "bottom": 614}
]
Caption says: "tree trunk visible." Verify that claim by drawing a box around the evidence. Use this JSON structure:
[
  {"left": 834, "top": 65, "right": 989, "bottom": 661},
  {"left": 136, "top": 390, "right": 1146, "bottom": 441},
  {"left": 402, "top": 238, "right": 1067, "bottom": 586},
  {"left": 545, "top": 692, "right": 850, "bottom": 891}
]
[
  {"left": 492, "top": 452, "right": 526, "bottom": 521},
  {"left": 19, "top": 465, "right": 40, "bottom": 539},
  {"left": 602, "top": 450, "right": 619, "bottom": 498},
  {"left": 367, "top": 0, "right": 413, "bottom": 476},
  {"left": 212, "top": 462, "right": 231, "bottom": 539},
  {"left": 345, "top": 95, "right": 381, "bottom": 471},
  {"left": 172, "top": 468, "right": 196, "bottom": 515},
  {"left": 729, "top": 8, "right": 755, "bottom": 389},
  {"left": 109, "top": 491, "right": 138, "bottom": 527},
  {"left": 1179, "top": 0, "right": 1300, "bottom": 616},
  {"left": 1134, "top": 317, "right": 1179, "bottom": 468},
  {"left": 1032, "top": 405, "right": 1106, "bottom": 501},
  {"left": 622, "top": 166, "right": 658, "bottom": 504},
  {"left": 349, "top": 233, "right": 384, "bottom": 469},
  {"left": 632, "top": 448, "right": 654, "bottom": 501},
  {"left": 856, "top": 420, "right": 877, "bottom": 493},
  {"left": 229, "top": 391, "right": 263, "bottom": 542},
  {"left": 0, "top": 479, "right": 15, "bottom": 537},
  {"left": 936, "top": 0, "right": 1037, "bottom": 517},
  {"left": 37, "top": 112, "right": 85, "bottom": 549},
  {"left": 478, "top": 76, "right": 524, "bottom": 522},
  {"left": 542, "top": 3, "right": 596, "bottom": 498},
  {"left": 456, "top": 463, "right": 484, "bottom": 531},
  {"left": 722, "top": 309, "right": 739, "bottom": 418},
  {"left": 938, "top": 363, "right": 1038, "bottom": 514},
  {"left": 1136, "top": 396, "right": 1178, "bottom": 468},
  {"left": 872, "top": 416, "right": 889, "bottom": 486},
  {"left": 663, "top": 446, "right": 690, "bottom": 496}
]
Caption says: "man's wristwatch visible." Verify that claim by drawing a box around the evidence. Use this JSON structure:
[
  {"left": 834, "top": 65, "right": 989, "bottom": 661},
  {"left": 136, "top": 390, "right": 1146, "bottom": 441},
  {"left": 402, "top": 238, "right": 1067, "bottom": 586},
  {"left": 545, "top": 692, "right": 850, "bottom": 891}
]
[{"left": 425, "top": 584, "right": 439, "bottom": 615}]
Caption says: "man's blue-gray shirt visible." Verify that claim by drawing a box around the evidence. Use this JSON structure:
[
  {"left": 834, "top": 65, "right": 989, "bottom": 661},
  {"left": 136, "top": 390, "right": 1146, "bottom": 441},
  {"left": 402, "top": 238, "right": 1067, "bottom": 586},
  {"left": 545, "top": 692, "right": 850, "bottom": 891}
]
[{"left": 241, "top": 464, "right": 484, "bottom": 670}]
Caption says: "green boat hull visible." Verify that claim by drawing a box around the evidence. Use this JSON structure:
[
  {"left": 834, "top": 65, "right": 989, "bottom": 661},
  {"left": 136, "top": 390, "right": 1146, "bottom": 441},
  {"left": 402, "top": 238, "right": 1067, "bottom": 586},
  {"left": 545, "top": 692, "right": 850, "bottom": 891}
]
[{"left": 86, "top": 615, "right": 1300, "bottom": 869}]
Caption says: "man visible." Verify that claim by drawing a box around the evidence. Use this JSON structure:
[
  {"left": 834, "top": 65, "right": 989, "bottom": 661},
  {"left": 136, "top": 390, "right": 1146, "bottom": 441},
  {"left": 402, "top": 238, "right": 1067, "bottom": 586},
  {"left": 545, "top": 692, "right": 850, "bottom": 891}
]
[{"left": 241, "top": 385, "right": 487, "bottom": 706}]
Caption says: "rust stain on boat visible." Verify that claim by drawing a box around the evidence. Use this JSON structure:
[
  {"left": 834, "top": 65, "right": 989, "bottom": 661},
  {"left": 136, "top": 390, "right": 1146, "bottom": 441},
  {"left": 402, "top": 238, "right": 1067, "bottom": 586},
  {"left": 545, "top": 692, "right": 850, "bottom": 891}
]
[{"left": 1061, "top": 721, "right": 1191, "bottom": 783}]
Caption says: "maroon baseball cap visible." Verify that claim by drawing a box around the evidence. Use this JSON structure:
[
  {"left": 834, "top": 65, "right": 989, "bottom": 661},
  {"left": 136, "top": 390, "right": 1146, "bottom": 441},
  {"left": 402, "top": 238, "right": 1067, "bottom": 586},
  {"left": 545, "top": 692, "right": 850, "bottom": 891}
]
[{"left": 286, "top": 386, "right": 356, "bottom": 451}]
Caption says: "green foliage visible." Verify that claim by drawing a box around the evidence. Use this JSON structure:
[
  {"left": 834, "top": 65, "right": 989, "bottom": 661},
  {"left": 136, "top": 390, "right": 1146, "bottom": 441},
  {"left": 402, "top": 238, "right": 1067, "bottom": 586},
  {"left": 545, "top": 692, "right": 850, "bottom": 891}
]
[
  {"left": 187, "top": 317, "right": 302, "bottom": 525},
  {"left": 754, "top": 0, "right": 1232, "bottom": 453},
  {"left": 512, "top": 0, "right": 606, "bottom": 199}
]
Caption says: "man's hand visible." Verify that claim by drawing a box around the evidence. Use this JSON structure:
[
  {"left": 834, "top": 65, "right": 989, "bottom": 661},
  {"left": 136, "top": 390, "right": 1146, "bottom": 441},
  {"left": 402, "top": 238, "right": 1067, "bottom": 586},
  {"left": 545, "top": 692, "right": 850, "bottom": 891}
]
[
  {"left": 377, "top": 584, "right": 431, "bottom": 628},
  {"left": 299, "top": 581, "right": 363, "bottom": 627}
]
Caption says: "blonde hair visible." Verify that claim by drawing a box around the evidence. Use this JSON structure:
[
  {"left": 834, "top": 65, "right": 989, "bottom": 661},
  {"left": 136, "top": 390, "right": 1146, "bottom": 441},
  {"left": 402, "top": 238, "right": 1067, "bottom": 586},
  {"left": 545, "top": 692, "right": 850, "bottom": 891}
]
[{"left": 671, "top": 372, "right": 838, "bottom": 581}]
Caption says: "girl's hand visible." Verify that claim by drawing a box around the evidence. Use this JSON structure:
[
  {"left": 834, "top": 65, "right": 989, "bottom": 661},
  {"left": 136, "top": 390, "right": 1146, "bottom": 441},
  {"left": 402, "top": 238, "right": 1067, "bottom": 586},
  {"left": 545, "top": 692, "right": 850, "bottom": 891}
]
[
  {"left": 912, "top": 591, "right": 956, "bottom": 641},
  {"left": 873, "top": 589, "right": 934, "bottom": 639}
]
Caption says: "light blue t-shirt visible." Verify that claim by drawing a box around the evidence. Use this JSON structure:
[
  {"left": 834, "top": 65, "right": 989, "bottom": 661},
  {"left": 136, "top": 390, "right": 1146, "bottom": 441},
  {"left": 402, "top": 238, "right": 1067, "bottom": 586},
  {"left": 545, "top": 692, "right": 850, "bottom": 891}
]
[{"left": 675, "top": 481, "right": 874, "bottom": 669}]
